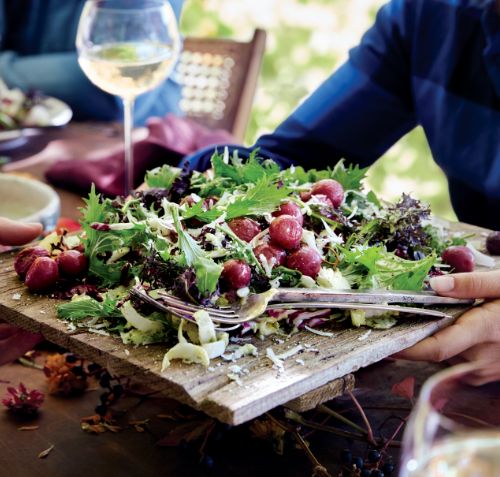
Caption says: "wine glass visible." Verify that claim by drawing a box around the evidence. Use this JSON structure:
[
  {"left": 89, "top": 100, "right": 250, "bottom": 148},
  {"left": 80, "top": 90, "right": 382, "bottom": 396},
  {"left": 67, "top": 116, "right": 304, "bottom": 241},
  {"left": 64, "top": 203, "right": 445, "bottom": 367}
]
[
  {"left": 400, "top": 361, "right": 500, "bottom": 477},
  {"left": 76, "top": 0, "right": 181, "bottom": 195}
]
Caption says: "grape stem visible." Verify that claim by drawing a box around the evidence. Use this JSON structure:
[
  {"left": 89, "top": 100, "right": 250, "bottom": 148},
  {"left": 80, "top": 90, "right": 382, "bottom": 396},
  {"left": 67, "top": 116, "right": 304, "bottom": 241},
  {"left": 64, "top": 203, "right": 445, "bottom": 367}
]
[{"left": 347, "top": 389, "right": 376, "bottom": 446}]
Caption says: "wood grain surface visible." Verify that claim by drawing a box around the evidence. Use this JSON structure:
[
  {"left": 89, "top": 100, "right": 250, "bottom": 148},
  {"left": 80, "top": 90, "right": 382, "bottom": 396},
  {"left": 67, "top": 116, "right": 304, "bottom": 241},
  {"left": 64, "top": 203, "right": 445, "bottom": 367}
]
[{"left": 0, "top": 220, "right": 496, "bottom": 425}]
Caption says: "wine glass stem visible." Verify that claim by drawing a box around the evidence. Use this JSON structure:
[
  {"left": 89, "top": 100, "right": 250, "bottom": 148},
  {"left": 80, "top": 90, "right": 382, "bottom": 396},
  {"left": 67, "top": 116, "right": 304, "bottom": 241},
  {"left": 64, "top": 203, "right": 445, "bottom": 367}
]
[{"left": 123, "top": 97, "right": 135, "bottom": 195}]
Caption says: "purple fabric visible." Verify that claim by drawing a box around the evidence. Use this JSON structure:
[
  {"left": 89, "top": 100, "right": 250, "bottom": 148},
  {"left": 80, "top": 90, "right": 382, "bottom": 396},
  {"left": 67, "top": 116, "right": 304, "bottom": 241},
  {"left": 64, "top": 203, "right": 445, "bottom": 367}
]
[{"left": 46, "top": 114, "right": 235, "bottom": 196}]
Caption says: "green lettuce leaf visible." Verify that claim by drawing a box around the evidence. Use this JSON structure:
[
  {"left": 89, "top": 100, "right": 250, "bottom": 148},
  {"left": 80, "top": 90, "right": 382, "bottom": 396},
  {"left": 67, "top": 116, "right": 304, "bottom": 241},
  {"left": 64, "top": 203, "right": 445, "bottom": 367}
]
[
  {"left": 145, "top": 165, "right": 181, "bottom": 189},
  {"left": 171, "top": 205, "right": 222, "bottom": 295},
  {"left": 341, "top": 245, "right": 436, "bottom": 291}
]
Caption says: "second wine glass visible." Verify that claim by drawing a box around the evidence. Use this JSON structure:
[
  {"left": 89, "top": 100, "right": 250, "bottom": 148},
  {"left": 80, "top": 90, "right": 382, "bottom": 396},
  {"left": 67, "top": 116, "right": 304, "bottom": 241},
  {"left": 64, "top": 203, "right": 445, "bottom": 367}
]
[{"left": 76, "top": 0, "right": 181, "bottom": 194}]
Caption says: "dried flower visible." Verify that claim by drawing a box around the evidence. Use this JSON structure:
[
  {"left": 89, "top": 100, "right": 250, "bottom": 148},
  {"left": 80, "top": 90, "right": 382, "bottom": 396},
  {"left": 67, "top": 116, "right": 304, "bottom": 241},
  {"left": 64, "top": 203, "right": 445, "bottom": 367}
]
[
  {"left": 2, "top": 382, "right": 44, "bottom": 416},
  {"left": 249, "top": 418, "right": 286, "bottom": 455},
  {"left": 43, "top": 353, "right": 88, "bottom": 396}
]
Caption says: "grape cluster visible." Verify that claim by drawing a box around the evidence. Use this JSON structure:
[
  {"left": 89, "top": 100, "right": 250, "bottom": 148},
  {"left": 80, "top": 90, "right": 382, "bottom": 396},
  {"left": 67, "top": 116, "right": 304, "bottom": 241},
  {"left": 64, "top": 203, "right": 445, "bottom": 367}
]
[
  {"left": 15, "top": 244, "right": 88, "bottom": 292},
  {"left": 222, "top": 180, "right": 344, "bottom": 290},
  {"left": 339, "top": 448, "right": 395, "bottom": 477},
  {"left": 87, "top": 364, "right": 124, "bottom": 417}
]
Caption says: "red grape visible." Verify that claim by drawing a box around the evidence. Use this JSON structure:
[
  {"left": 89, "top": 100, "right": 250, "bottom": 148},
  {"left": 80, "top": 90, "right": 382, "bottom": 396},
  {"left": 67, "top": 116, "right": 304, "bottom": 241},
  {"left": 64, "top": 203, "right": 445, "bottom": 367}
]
[
  {"left": 286, "top": 247, "right": 322, "bottom": 278},
  {"left": 442, "top": 246, "right": 475, "bottom": 273},
  {"left": 311, "top": 179, "right": 344, "bottom": 208},
  {"left": 221, "top": 259, "right": 251, "bottom": 289},
  {"left": 299, "top": 191, "right": 312, "bottom": 202},
  {"left": 253, "top": 243, "right": 286, "bottom": 268},
  {"left": 57, "top": 250, "right": 88, "bottom": 277},
  {"left": 228, "top": 218, "right": 262, "bottom": 242},
  {"left": 14, "top": 247, "right": 50, "bottom": 279},
  {"left": 486, "top": 231, "right": 500, "bottom": 255},
  {"left": 272, "top": 201, "right": 304, "bottom": 226},
  {"left": 25, "top": 257, "right": 59, "bottom": 291},
  {"left": 269, "top": 215, "right": 303, "bottom": 250}
]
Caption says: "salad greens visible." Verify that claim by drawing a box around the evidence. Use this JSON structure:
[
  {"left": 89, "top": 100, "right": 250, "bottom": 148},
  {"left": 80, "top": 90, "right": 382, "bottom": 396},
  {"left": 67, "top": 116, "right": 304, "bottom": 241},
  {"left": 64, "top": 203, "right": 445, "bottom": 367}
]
[{"left": 51, "top": 149, "right": 456, "bottom": 368}]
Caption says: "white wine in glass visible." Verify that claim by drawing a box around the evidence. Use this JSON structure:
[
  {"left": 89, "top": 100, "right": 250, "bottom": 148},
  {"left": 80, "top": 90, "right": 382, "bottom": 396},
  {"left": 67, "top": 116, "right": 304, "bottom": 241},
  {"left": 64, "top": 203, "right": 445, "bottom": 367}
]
[
  {"left": 76, "top": 0, "right": 180, "bottom": 194},
  {"left": 400, "top": 361, "right": 500, "bottom": 477}
]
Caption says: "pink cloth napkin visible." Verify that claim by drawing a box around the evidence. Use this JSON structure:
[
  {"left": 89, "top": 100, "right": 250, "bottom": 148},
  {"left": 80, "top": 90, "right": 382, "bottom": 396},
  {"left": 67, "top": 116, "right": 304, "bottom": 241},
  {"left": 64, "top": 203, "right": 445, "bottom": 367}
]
[{"left": 46, "top": 114, "right": 235, "bottom": 197}]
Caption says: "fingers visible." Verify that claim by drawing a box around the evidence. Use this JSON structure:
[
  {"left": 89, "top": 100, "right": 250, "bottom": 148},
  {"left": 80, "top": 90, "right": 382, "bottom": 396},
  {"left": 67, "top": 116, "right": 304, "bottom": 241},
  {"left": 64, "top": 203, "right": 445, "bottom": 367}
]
[
  {"left": 429, "top": 270, "right": 500, "bottom": 299},
  {"left": 0, "top": 218, "right": 43, "bottom": 246},
  {"left": 393, "top": 301, "right": 500, "bottom": 362},
  {"left": 453, "top": 343, "right": 500, "bottom": 385}
]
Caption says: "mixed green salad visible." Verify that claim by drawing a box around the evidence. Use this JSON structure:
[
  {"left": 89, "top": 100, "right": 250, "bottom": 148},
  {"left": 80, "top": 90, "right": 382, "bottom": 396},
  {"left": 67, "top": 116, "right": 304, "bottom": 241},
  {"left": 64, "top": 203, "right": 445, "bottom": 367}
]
[
  {"left": 15, "top": 149, "right": 479, "bottom": 369},
  {"left": 0, "top": 79, "right": 51, "bottom": 130}
]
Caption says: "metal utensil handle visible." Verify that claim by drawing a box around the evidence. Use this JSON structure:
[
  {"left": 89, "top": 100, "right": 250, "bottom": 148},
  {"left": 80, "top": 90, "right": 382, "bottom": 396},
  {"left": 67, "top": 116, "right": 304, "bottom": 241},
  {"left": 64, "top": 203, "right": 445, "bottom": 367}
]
[
  {"left": 271, "top": 288, "right": 475, "bottom": 305},
  {"left": 266, "top": 301, "right": 453, "bottom": 319}
]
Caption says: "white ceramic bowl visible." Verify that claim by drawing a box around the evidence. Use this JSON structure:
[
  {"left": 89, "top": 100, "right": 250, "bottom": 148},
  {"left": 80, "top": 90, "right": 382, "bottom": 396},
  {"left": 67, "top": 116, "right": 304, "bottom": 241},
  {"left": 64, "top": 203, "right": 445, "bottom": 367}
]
[{"left": 0, "top": 174, "right": 60, "bottom": 231}]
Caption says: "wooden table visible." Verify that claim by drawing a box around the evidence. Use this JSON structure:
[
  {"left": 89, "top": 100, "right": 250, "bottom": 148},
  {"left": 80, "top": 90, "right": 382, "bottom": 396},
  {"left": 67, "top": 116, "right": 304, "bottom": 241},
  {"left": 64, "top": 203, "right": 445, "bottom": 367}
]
[
  {"left": 0, "top": 123, "right": 480, "bottom": 473},
  {"left": 0, "top": 352, "right": 444, "bottom": 477}
]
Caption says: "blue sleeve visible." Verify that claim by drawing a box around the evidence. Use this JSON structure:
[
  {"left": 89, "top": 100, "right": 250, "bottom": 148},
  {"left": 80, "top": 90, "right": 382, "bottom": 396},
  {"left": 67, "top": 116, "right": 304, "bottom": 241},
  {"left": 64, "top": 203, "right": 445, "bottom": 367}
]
[{"left": 185, "top": 0, "right": 416, "bottom": 172}]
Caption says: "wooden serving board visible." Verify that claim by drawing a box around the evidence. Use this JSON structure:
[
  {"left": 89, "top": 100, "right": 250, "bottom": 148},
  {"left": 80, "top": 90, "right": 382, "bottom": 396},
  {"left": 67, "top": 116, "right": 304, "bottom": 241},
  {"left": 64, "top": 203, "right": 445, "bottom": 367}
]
[{"left": 0, "top": 221, "right": 496, "bottom": 425}]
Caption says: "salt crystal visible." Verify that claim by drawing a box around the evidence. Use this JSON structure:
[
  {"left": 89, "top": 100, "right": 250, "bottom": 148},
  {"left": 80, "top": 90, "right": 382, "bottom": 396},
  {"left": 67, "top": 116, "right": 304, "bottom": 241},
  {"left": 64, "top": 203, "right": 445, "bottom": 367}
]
[{"left": 12, "top": 293, "right": 21, "bottom": 301}]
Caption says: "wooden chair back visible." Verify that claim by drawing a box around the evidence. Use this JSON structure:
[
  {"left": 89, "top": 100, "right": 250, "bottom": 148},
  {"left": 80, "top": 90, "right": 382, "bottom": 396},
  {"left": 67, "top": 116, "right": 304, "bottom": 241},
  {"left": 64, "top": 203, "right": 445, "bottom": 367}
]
[{"left": 176, "top": 29, "right": 266, "bottom": 141}]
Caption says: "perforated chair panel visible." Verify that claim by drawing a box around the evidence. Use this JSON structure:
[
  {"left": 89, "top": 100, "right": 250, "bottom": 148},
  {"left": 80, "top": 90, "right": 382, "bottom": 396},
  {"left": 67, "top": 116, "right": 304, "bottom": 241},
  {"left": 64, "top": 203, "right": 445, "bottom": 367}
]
[{"left": 175, "top": 30, "right": 266, "bottom": 141}]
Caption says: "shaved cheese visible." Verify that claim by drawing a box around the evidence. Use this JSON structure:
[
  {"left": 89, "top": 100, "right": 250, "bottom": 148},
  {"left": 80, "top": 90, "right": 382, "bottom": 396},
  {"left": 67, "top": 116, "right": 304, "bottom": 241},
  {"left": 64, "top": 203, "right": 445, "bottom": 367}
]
[
  {"left": 266, "top": 347, "right": 284, "bottom": 372},
  {"left": 316, "top": 267, "right": 350, "bottom": 290},
  {"left": 304, "top": 326, "right": 335, "bottom": 337},
  {"left": 276, "top": 344, "right": 303, "bottom": 360},
  {"left": 161, "top": 343, "right": 210, "bottom": 371},
  {"left": 106, "top": 247, "right": 130, "bottom": 264},
  {"left": 121, "top": 301, "right": 163, "bottom": 333},
  {"left": 194, "top": 310, "right": 217, "bottom": 344},
  {"left": 202, "top": 339, "right": 228, "bottom": 359}
]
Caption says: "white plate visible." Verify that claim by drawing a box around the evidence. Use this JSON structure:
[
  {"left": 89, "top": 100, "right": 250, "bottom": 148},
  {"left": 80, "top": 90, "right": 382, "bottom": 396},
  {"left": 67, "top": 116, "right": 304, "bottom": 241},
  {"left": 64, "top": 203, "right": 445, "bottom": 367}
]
[
  {"left": 0, "top": 96, "right": 73, "bottom": 150},
  {"left": 0, "top": 174, "right": 60, "bottom": 231}
]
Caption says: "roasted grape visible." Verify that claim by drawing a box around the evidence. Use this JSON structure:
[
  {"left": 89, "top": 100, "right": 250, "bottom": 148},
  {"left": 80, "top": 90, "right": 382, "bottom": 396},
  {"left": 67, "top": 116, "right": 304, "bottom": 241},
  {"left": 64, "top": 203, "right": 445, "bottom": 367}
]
[
  {"left": 228, "top": 218, "right": 262, "bottom": 242},
  {"left": 221, "top": 259, "right": 251, "bottom": 289},
  {"left": 57, "top": 250, "right": 88, "bottom": 277},
  {"left": 442, "top": 246, "right": 475, "bottom": 273},
  {"left": 253, "top": 243, "right": 286, "bottom": 268},
  {"left": 486, "top": 231, "right": 500, "bottom": 255},
  {"left": 272, "top": 201, "right": 304, "bottom": 226},
  {"left": 14, "top": 247, "right": 50, "bottom": 279},
  {"left": 269, "top": 215, "right": 302, "bottom": 250},
  {"left": 25, "top": 256, "right": 59, "bottom": 291},
  {"left": 311, "top": 179, "right": 344, "bottom": 208},
  {"left": 286, "top": 247, "right": 322, "bottom": 278}
]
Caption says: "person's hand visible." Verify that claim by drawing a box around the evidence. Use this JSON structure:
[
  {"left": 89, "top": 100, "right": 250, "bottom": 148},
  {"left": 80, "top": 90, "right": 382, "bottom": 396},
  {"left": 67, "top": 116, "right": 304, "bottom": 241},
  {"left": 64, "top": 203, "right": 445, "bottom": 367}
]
[
  {"left": 0, "top": 217, "right": 44, "bottom": 365},
  {"left": 394, "top": 270, "right": 500, "bottom": 383},
  {"left": 0, "top": 217, "right": 42, "bottom": 245}
]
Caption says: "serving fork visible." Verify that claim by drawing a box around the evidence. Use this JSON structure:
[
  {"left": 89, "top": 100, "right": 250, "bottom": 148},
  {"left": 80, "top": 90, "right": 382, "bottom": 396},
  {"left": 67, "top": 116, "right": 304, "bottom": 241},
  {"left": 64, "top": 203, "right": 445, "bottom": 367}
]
[{"left": 130, "top": 287, "right": 474, "bottom": 327}]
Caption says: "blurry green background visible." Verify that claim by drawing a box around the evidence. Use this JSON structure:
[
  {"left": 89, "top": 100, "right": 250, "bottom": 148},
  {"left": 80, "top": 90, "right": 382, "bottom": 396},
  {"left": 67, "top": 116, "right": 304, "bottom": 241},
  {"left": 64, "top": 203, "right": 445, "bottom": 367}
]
[{"left": 180, "top": 0, "right": 456, "bottom": 221}]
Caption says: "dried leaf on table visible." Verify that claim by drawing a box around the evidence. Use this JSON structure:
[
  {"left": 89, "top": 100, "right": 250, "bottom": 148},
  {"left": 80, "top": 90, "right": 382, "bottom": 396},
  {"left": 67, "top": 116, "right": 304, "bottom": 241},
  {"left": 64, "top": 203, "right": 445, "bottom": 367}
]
[
  {"left": 38, "top": 444, "right": 54, "bottom": 459},
  {"left": 391, "top": 376, "right": 415, "bottom": 401},
  {"left": 128, "top": 419, "right": 150, "bottom": 426}
]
